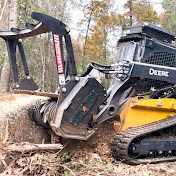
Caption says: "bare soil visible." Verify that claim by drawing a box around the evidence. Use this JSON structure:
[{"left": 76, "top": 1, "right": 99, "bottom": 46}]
[{"left": 1, "top": 94, "right": 176, "bottom": 176}]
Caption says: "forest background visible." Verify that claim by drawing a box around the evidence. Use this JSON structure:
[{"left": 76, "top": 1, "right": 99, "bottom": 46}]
[{"left": 0, "top": 0, "right": 175, "bottom": 92}]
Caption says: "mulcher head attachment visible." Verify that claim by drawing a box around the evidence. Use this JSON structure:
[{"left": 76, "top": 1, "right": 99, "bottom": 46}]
[{"left": 28, "top": 77, "right": 106, "bottom": 140}]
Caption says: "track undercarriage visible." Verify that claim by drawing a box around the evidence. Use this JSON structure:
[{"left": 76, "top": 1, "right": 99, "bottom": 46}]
[{"left": 111, "top": 116, "right": 176, "bottom": 164}]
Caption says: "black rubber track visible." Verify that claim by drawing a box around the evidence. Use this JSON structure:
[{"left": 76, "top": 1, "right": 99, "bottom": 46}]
[{"left": 111, "top": 115, "right": 176, "bottom": 164}]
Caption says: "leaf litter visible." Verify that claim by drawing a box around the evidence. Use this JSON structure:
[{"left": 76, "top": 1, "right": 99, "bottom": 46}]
[{"left": 1, "top": 94, "right": 176, "bottom": 175}]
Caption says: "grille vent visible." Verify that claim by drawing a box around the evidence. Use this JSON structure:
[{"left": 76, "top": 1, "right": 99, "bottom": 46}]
[
  {"left": 136, "top": 50, "right": 176, "bottom": 94},
  {"left": 145, "top": 51, "right": 176, "bottom": 67}
]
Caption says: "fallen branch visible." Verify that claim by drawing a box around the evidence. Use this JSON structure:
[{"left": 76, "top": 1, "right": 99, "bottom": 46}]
[{"left": 3, "top": 143, "right": 63, "bottom": 153}]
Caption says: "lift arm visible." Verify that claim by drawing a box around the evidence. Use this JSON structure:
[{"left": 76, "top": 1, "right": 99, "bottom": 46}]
[
  {"left": 0, "top": 12, "right": 77, "bottom": 90},
  {"left": 94, "top": 61, "right": 176, "bottom": 124}
]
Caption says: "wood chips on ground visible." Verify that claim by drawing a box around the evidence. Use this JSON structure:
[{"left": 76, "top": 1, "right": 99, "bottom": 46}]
[{"left": 1, "top": 94, "right": 176, "bottom": 175}]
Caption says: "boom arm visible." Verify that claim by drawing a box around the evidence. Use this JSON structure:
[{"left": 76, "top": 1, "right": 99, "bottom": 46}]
[{"left": 0, "top": 12, "right": 77, "bottom": 90}]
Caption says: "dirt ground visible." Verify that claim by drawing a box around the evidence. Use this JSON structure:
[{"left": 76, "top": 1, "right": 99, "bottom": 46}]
[{"left": 1, "top": 94, "right": 176, "bottom": 175}]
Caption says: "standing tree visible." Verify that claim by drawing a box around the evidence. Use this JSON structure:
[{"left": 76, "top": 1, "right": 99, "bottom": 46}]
[
  {"left": 0, "top": 0, "right": 74, "bottom": 93},
  {"left": 78, "top": 0, "right": 119, "bottom": 69},
  {"left": 161, "top": 0, "right": 176, "bottom": 35},
  {"left": 118, "top": 0, "right": 160, "bottom": 31},
  {"left": 0, "top": 0, "right": 18, "bottom": 92}
]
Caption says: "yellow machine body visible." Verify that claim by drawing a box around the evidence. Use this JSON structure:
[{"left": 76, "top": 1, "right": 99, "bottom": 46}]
[{"left": 114, "top": 97, "right": 176, "bottom": 133}]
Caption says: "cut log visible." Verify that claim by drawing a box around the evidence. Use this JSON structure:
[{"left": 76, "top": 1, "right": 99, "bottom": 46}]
[{"left": 0, "top": 93, "right": 51, "bottom": 144}]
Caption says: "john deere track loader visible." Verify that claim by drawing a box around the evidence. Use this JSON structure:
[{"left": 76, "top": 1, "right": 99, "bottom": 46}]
[{"left": 1, "top": 12, "right": 176, "bottom": 164}]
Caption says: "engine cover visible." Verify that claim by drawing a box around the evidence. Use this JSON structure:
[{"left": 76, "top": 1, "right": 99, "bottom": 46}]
[{"left": 116, "top": 23, "right": 176, "bottom": 94}]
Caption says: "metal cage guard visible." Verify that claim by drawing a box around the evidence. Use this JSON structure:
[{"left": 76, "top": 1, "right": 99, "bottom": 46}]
[{"left": 0, "top": 12, "right": 77, "bottom": 91}]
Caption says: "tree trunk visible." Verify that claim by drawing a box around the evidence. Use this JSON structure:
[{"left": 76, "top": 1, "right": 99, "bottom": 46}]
[
  {"left": 0, "top": 94, "right": 50, "bottom": 144},
  {"left": 0, "top": 0, "right": 8, "bottom": 22},
  {"left": 0, "top": 0, "right": 18, "bottom": 92},
  {"left": 0, "top": 53, "right": 10, "bottom": 92},
  {"left": 0, "top": 93, "right": 51, "bottom": 173},
  {"left": 82, "top": 10, "right": 93, "bottom": 70}
]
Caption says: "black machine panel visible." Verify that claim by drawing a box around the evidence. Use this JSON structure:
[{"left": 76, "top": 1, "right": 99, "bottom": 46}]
[
  {"left": 117, "top": 23, "right": 176, "bottom": 95},
  {"left": 136, "top": 40, "right": 176, "bottom": 94},
  {"left": 61, "top": 78, "right": 106, "bottom": 127},
  {"left": 126, "top": 22, "right": 175, "bottom": 43},
  {"left": 49, "top": 77, "right": 107, "bottom": 139}
]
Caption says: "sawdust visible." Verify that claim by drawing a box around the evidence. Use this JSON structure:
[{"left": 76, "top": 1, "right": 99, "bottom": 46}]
[
  {"left": 0, "top": 94, "right": 46, "bottom": 119},
  {"left": 2, "top": 118, "right": 176, "bottom": 175},
  {"left": 62, "top": 120, "right": 176, "bottom": 176},
  {"left": 0, "top": 93, "right": 50, "bottom": 143}
]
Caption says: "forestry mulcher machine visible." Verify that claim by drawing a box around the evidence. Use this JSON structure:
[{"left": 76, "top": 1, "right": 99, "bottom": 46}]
[{"left": 1, "top": 12, "right": 176, "bottom": 164}]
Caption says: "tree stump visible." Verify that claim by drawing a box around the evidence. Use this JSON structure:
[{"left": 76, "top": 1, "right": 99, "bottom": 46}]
[{"left": 0, "top": 93, "right": 50, "bottom": 144}]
